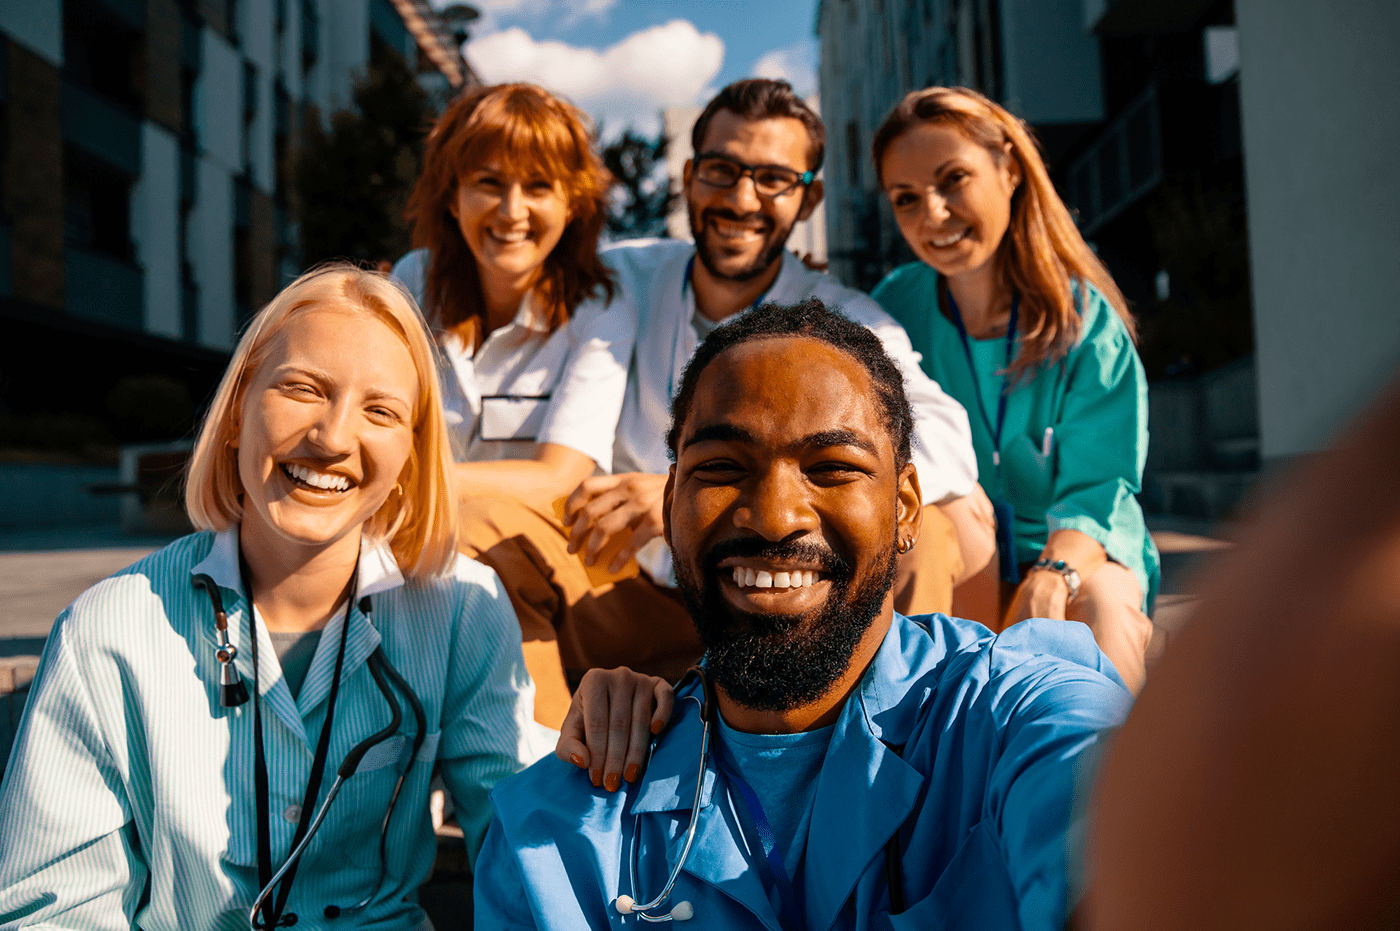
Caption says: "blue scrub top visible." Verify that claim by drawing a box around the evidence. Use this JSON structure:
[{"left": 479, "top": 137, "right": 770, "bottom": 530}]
[{"left": 475, "top": 612, "right": 1131, "bottom": 931}]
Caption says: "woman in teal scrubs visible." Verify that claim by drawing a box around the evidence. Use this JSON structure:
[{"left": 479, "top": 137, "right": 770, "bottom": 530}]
[{"left": 870, "top": 87, "right": 1159, "bottom": 692}]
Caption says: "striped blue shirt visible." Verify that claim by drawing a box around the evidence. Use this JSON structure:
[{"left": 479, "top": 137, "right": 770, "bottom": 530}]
[{"left": 0, "top": 529, "right": 550, "bottom": 930}]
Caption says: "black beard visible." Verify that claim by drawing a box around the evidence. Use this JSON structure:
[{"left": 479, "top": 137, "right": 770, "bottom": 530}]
[
  {"left": 689, "top": 206, "right": 793, "bottom": 283},
  {"left": 674, "top": 536, "right": 897, "bottom": 712}
]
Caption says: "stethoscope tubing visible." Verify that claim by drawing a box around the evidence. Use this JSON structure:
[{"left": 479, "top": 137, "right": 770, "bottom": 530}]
[
  {"left": 194, "top": 572, "right": 426, "bottom": 929},
  {"left": 248, "top": 647, "right": 427, "bottom": 928},
  {"left": 620, "top": 670, "right": 713, "bottom": 922}
]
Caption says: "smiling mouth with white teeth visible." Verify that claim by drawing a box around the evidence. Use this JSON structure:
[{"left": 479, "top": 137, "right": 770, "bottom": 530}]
[
  {"left": 731, "top": 567, "right": 822, "bottom": 590},
  {"left": 931, "top": 228, "right": 970, "bottom": 248},
  {"left": 281, "top": 463, "right": 352, "bottom": 493},
  {"left": 487, "top": 228, "right": 531, "bottom": 244}
]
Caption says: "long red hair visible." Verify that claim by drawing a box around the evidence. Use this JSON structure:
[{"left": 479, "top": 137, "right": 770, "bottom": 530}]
[
  {"left": 873, "top": 87, "right": 1135, "bottom": 381},
  {"left": 405, "top": 83, "right": 614, "bottom": 350}
]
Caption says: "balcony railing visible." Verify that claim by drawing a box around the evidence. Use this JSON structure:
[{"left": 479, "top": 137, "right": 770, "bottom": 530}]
[{"left": 1064, "top": 83, "right": 1162, "bottom": 236}]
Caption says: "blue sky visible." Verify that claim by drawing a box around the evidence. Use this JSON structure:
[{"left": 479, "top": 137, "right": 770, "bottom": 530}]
[{"left": 433, "top": 0, "right": 820, "bottom": 138}]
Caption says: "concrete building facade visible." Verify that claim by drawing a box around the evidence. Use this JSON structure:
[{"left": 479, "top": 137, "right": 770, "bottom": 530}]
[
  {"left": 813, "top": 0, "right": 1400, "bottom": 513},
  {"left": 0, "top": 0, "right": 468, "bottom": 435}
]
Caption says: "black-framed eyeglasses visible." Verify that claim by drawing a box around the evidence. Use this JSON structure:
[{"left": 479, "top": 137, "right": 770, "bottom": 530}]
[{"left": 693, "top": 152, "right": 814, "bottom": 198}]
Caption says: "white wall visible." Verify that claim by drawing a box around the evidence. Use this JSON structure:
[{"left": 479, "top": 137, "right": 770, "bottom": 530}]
[
  {"left": 132, "top": 123, "right": 182, "bottom": 339},
  {"left": 191, "top": 158, "right": 235, "bottom": 349},
  {"left": 197, "top": 29, "right": 245, "bottom": 176},
  {"left": 663, "top": 106, "right": 702, "bottom": 241},
  {"left": 0, "top": 0, "right": 62, "bottom": 66},
  {"left": 1237, "top": 0, "right": 1400, "bottom": 459}
]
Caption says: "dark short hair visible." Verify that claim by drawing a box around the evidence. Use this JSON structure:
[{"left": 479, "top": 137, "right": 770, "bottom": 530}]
[
  {"left": 691, "top": 78, "right": 826, "bottom": 173},
  {"left": 667, "top": 299, "right": 914, "bottom": 468}
]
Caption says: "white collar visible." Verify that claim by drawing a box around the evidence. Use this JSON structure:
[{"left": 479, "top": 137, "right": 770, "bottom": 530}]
[
  {"left": 440, "top": 290, "right": 549, "bottom": 355},
  {"left": 190, "top": 527, "right": 407, "bottom": 601}
]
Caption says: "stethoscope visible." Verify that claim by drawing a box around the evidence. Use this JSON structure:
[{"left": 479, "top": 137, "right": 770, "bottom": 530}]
[
  {"left": 611, "top": 666, "right": 714, "bottom": 923},
  {"left": 611, "top": 666, "right": 911, "bottom": 925},
  {"left": 192, "top": 570, "right": 427, "bottom": 929}
]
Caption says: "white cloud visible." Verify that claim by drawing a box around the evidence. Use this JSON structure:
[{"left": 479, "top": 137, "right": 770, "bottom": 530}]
[
  {"left": 467, "top": 20, "right": 725, "bottom": 138},
  {"left": 752, "top": 39, "right": 818, "bottom": 100},
  {"left": 431, "top": 0, "right": 617, "bottom": 35}
]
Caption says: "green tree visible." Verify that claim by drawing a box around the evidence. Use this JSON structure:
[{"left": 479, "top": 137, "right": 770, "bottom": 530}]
[
  {"left": 295, "top": 53, "right": 433, "bottom": 267},
  {"left": 601, "top": 127, "right": 676, "bottom": 240}
]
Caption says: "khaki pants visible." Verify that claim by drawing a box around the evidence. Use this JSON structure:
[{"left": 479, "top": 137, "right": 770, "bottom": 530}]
[{"left": 459, "top": 496, "right": 964, "bottom": 729}]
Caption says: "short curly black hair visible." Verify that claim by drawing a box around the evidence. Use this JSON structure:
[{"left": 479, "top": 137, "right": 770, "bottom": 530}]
[{"left": 666, "top": 298, "right": 915, "bottom": 468}]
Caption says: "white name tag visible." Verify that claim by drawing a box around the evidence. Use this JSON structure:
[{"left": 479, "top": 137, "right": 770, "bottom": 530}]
[{"left": 480, "top": 395, "right": 550, "bottom": 442}]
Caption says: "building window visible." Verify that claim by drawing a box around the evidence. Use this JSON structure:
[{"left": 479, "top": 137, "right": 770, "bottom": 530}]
[
  {"left": 64, "top": 147, "right": 134, "bottom": 262},
  {"left": 63, "top": 0, "right": 142, "bottom": 111}
]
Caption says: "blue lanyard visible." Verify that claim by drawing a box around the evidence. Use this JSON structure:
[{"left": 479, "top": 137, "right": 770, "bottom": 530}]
[
  {"left": 711, "top": 734, "right": 807, "bottom": 931},
  {"left": 946, "top": 290, "right": 1019, "bottom": 484}
]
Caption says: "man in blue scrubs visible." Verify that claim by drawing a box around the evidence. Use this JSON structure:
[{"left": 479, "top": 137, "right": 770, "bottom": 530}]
[{"left": 474, "top": 300, "right": 1130, "bottom": 931}]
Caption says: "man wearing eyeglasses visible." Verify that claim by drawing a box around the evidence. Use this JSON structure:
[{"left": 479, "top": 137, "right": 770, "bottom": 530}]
[{"left": 458, "top": 79, "right": 991, "bottom": 704}]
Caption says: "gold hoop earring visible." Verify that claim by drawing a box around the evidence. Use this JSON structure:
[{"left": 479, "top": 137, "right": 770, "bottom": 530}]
[{"left": 897, "top": 538, "right": 912, "bottom": 555}]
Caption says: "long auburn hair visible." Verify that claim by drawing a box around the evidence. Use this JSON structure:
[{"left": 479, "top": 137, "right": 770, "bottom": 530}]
[
  {"left": 873, "top": 87, "right": 1135, "bottom": 381},
  {"left": 404, "top": 83, "right": 614, "bottom": 350}
]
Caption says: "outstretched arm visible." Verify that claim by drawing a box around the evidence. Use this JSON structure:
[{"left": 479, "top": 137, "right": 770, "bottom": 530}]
[
  {"left": 1090, "top": 379, "right": 1400, "bottom": 931},
  {"left": 455, "top": 442, "right": 598, "bottom": 509}
]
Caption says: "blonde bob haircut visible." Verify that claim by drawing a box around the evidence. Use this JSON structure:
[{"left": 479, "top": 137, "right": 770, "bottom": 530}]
[
  {"left": 185, "top": 263, "right": 459, "bottom": 579},
  {"left": 873, "top": 86, "right": 1136, "bottom": 382}
]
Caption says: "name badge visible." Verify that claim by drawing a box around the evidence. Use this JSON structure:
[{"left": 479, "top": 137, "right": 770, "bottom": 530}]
[{"left": 480, "top": 395, "right": 550, "bottom": 442}]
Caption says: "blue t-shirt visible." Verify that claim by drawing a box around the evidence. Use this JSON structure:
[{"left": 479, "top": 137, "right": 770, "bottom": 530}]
[{"left": 716, "top": 716, "right": 833, "bottom": 916}]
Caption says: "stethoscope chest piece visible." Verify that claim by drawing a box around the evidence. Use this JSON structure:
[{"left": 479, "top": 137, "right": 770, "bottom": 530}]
[{"left": 614, "top": 894, "right": 694, "bottom": 921}]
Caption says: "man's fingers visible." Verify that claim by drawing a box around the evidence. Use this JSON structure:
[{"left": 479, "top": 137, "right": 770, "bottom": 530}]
[
  {"left": 567, "top": 489, "right": 632, "bottom": 555},
  {"left": 610, "top": 521, "right": 663, "bottom": 574},
  {"left": 563, "top": 475, "right": 616, "bottom": 525},
  {"left": 580, "top": 498, "right": 646, "bottom": 564}
]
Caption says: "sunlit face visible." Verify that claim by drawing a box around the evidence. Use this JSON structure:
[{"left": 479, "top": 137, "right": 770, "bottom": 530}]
[
  {"left": 234, "top": 295, "right": 419, "bottom": 555},
  {"left": 880, "top": 121, "right": 1021, "bottom": 283},
  {"left": 684, "top": 111, "right": 822, "bottom": 283},
  {"left": 452, "top": 158, "right": 571, "bottom": 291},
  {"left": 665, "top": 336, "right": 917, "bottom": 710}
]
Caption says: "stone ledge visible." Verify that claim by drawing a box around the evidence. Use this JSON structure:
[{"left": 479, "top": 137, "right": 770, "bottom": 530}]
[{"left": 0, "top": 657, "right": 39, "bottom": 695}]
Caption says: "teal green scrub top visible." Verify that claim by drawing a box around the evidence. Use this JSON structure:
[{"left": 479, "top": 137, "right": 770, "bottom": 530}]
[{"left": 872, "top": 263, "right": 1159, "bottom": 610}]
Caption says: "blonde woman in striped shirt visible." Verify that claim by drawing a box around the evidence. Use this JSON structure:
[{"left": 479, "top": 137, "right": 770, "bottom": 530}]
[{"left": 0, "top": 264, "right": 547, "bottom": 930}]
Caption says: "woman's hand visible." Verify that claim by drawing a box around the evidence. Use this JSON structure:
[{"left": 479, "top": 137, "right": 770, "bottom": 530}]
[
  {"left": 1006, "top": 528, "right": 1110, "bottom": 625},
  {"left": 556, "top": 667, "right": 675, "bottom": 791},
  {"left": 1006, "top": 567, "right": 1071, "bottom": 623}
]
